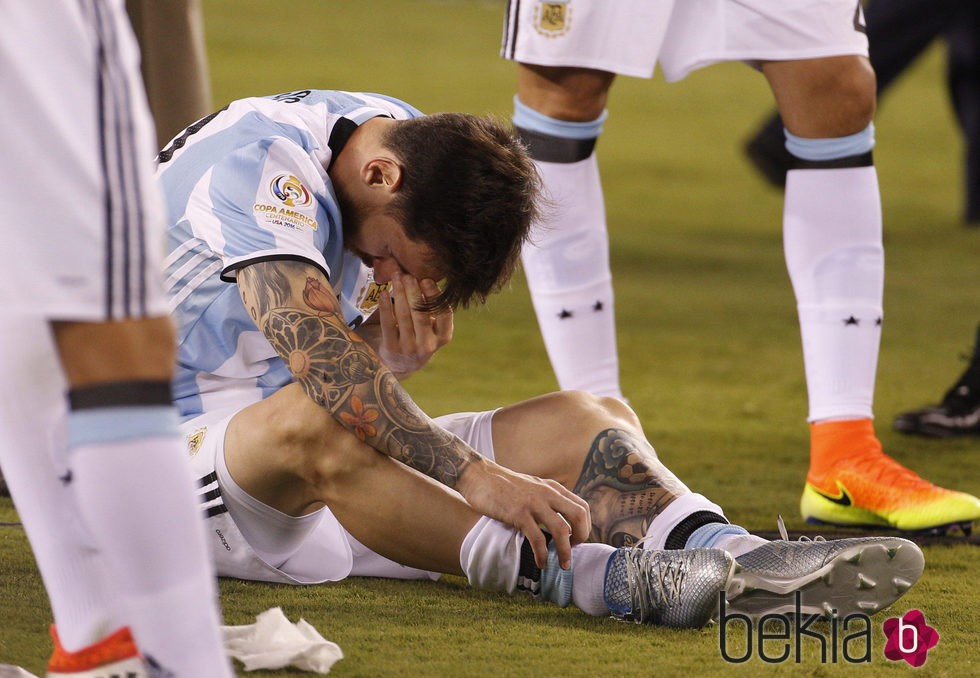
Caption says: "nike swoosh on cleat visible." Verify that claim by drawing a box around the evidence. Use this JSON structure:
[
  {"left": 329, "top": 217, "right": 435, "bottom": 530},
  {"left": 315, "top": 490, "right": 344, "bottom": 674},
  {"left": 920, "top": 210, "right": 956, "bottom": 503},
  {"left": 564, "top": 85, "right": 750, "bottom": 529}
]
[{"left": 812, "top": 483, "right": 853, "bottom": 507}]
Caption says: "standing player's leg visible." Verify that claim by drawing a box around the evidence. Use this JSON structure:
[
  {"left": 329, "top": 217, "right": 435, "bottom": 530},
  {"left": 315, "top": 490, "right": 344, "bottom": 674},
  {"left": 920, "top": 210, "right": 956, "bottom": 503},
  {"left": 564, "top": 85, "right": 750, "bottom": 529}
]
[
  {"left": 499, "top": 0, "right": 679, "bottom": 399},
  {"left": 512, "top": 65, "right": 623, "bottom": 399},
  {"left": 0, "top": 2, "right": 232, "bottom": 675},
  {"left": 0, "top": 315, "right": 131, "bottom": 662},
  {"left": 125, "top": 0, "right": 213, "bottom": 147},
  {"left": 763, "top": 54, "right": 980, "bottom": 532},
  {"left": 52, "top": 319, "right": 232, "bottom": 677},
  {"left": 744, "top": 0, "right": 959, "bottom": 188}
]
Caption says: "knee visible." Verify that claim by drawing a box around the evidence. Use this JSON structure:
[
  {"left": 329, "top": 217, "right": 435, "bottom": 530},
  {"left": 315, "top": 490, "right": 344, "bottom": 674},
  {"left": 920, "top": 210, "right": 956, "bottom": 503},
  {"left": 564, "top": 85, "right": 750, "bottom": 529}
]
[
  {"left": 259, "top": 389, "right": 371, "bottom": 485},
  {"left": 770, "top": 57, "right": 877, "bottom": 137},
  {"left": 553, "top": 390, "right": 643, "bottom": 435},
  {"left": 830, "top": 60, "right": 877, "bottom": 132},
  {"left": 517, "top": 64, "right": 615, "bottom": 121}
]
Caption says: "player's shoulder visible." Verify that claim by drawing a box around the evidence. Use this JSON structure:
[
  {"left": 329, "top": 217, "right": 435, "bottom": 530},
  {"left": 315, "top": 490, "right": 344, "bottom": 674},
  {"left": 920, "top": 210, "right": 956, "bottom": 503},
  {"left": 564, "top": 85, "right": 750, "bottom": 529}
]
[
  {"left": 253, "top": 89, "right": 424, "bottom": 121},
  {"left": 156, "top": 89, "right": 424, "bottom": 178}
]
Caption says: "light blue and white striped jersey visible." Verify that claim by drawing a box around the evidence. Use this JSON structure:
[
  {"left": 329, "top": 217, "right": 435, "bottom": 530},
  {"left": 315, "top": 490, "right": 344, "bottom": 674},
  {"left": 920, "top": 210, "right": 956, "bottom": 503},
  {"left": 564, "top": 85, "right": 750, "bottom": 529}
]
[{"left": 157, "top": 90, "right": 423, "bottom": 420}]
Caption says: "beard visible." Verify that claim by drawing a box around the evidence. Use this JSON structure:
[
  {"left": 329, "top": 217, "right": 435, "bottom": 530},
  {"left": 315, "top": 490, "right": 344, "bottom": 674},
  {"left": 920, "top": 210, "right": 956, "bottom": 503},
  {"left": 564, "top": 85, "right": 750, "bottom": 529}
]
[{"left": 332, "top": 178, "right": 358, "bottom": 244}]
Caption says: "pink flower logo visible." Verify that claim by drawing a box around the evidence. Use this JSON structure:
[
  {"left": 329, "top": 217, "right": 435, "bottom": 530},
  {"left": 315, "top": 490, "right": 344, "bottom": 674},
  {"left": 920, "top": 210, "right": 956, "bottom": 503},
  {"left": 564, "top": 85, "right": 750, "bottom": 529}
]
[{"left": 883, "top": 610, "right": 939, "bottom": 667}]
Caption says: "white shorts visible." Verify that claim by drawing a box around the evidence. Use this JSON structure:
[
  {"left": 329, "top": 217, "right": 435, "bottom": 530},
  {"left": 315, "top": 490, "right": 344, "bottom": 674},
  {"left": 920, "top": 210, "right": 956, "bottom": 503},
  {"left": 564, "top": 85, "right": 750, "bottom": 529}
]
[
  {"left": 0, "top": 0, "right": 169, "bottom": 321},
  {"left": 181, "top": 407, "right": 499, "bottom": 585},
  {"left": 501, "top": 0, "right": 869, "bottom": 81}
]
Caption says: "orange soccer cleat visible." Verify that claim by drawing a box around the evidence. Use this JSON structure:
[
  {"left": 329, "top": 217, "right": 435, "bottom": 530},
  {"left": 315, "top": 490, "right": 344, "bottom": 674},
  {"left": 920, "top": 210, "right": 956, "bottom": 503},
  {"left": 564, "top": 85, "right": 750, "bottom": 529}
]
[
  {"left": 47, "top": 625, "right": 146, "bottom": 678},
  {"left": 800, "top": 419, "right": 980, "bottom": 533}
]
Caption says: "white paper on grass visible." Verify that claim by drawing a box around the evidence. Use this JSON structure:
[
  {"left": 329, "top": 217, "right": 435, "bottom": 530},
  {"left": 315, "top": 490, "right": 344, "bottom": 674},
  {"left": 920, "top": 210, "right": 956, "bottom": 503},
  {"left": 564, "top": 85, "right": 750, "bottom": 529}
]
[{"left": 221, "top": 606, "right": 344, "bottom": 673}]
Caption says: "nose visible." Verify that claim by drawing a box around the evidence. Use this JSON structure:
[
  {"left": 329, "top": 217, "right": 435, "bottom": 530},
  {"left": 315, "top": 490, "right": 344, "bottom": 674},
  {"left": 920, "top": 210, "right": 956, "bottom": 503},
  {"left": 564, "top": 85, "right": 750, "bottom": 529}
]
[{"left": 371, "top": 257, "right": 399, "bottom": 283}]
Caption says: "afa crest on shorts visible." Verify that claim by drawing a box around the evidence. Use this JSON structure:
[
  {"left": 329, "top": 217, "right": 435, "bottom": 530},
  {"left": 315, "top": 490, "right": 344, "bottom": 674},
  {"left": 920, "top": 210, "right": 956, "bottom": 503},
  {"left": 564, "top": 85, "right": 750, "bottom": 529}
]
[
  {"left": 534, "top": 0, "right": 571, "bottom": 38},
  {"left": 186, "top": 427, "right": 207, "bottom": 457}
]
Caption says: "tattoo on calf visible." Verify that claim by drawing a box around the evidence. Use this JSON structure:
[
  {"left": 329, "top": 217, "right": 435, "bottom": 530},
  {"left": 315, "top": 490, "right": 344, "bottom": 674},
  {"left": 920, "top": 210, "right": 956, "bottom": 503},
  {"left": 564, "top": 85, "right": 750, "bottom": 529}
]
[{"left": 573, "top": 428, "right": 689, "bottom": 547}]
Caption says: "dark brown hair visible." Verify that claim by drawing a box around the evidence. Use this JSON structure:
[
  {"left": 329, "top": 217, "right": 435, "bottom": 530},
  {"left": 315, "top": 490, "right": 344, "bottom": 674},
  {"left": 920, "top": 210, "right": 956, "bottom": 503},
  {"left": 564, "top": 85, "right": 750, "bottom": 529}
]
[{"left": 382, "top": 113, "right": 541, "bottom": 311}]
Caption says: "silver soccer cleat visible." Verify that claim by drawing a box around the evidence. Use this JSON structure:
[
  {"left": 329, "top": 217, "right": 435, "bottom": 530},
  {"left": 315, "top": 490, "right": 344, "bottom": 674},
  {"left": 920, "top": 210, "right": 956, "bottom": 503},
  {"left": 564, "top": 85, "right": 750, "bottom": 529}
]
[
  {"left": 725, "top": 520, "right": 925, "bottom": 619},
  {"left": 604, "top": 547, "right": 736, "bottom": 628}
]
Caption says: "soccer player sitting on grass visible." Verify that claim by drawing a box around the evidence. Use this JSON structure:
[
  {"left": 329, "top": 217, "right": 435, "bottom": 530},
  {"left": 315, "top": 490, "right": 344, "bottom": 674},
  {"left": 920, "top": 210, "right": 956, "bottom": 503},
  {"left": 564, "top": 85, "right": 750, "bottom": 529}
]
[{"left": 158, "top": 89, "right": 924, "bottom": 626}]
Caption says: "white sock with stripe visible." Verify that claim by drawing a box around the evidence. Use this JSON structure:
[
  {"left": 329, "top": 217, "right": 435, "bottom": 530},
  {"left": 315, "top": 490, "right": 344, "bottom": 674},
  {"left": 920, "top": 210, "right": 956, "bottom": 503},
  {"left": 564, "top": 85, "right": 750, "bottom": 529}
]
[
  {"left": 783, "top": 126, "right": 883, "bottom": 422},
  {"left": 68, "top": 398, "right": 231, "bottom": 676}
]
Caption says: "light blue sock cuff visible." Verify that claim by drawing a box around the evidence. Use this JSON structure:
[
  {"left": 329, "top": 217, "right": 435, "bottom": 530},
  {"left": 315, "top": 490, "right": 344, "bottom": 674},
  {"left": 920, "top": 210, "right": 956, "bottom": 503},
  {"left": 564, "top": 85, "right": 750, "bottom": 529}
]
[
  {"left": 785, "top": 122, "right": 875, "bottom": 161},
  {"left": 539, "top": 542, "right": 574, "bottom": 608},
  {"left": 686, "top": 522, "right": 749, "bottom": 550},
  {"left": 512, "top": 95, "right": 607, "bottom": 140},
  {"left": 67, "top": 405, "right": 179, "bottom": 449}
]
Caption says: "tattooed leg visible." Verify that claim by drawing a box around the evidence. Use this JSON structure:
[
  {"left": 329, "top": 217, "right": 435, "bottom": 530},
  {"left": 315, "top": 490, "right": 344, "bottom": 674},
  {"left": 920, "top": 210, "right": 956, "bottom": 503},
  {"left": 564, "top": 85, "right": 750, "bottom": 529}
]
[
  {"left": 490, "top": 392, "right": 695, "bottom": 547},
  {"left": 573, "top": 428, "right": 691, "bottom": 547}
]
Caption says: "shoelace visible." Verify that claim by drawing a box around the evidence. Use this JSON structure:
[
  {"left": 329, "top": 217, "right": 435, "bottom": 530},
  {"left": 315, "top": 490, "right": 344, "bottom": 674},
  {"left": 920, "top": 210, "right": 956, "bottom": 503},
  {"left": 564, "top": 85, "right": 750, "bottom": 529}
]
[
  {"left": 776, "top": 515, "right": 825, "bottom": 543},
  {"left": 623, "top": 549, "right": 685, "bottom": 620}
]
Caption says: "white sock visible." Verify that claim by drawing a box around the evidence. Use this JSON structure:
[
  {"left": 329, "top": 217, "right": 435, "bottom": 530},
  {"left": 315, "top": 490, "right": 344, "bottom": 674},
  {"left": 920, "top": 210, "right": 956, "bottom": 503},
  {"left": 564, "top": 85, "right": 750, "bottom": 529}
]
[
  {"left": 641, "top": 493, "right": 726, "bottom": 550},
  {"left": 458, "top": 516, "right": 615, "bottom": 616},
  {"left": 0, "top": 315, "right": 121, "bottom": 650},
  {"left": 459, "top": 515, "right": 523, "bottom": 594},
  {"left": 523, "top": 155, "right": 622, "bottom": 398},
  {"left": 686, "top": 522, "right": 768, "bottom": 558},
  {"left": 69, "top": 412, "right": 231, "bottom": 677},
  {"left": 783, "top": 165, "right": 883, "bottom": 421},
  {"left": 569, "top": 543, "right": 616, "bottom": 616}
]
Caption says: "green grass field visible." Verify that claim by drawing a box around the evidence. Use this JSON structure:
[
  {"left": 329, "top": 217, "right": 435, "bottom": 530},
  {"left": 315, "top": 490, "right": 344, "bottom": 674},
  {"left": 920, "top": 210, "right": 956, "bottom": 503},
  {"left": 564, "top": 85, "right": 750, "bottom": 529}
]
[{"left": 2, "top": 1, "right": 979, "bottom": 675}]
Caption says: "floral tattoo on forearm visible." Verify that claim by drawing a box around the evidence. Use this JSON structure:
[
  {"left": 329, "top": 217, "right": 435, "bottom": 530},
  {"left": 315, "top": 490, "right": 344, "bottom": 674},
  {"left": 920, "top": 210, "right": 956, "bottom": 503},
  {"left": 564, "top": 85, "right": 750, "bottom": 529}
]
[
  {"left": 573, "top": 428, "right": 690, "bottom": 547},
  {"left": 237, "top": 260, "right": 474, "bottom": 487}
]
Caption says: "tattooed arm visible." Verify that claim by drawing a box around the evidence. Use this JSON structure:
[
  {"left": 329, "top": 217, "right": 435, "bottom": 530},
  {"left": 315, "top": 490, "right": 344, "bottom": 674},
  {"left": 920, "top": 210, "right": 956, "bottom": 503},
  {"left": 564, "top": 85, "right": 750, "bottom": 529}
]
[{"left": 235, "top": 259, "right": 591, "bottom": 567}]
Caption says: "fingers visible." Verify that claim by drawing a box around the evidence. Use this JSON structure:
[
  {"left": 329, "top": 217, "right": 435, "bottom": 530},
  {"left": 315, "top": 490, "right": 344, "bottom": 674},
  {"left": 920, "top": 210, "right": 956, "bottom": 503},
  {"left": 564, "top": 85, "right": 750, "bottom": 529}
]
[
  {"left": 378, "top": 282, "right": 397, "bottom": 338},
  {"left": 420, "top": 278, "right": 453, "bottom": 342},
  {"left": 555, "top": 483, "right": 591, "bottom": 546},
  {"left": 536, "top": 483, "right": 590, "bottom": 570},
  {"left": 388, "top": 274, "right": 419, "bottom": 345},
  {"left": 538, "top": 510, "right": 573, "bottom": 570},
  {"left": 386, "top": 274, "right": 452, "bottom": 352},
  {"left": 518, "top": 517, "right": 551, "bottom": 571}
]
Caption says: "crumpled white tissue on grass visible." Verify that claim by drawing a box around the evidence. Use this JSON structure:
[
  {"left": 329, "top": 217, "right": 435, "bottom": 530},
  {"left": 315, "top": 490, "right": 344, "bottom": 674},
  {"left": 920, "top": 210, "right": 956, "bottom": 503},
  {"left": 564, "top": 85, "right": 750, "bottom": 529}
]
[{"left": 222, "top": 606, "right": 343, "bottom": 673}]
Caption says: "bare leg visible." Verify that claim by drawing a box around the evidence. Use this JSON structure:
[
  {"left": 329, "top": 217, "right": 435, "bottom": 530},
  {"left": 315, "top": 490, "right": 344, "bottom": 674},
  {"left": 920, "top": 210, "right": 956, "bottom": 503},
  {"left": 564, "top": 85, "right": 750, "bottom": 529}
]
[
  {"left": 762, "top": 55, "right": 876, "bottom": 138},
  {"left": 517, "top": 64, "right": 614, "bottom": 120},
  {"left": 223, "top": 382, "right": 479, "bottom": 575},
  {"left": 491, "top": 391, "right": 690, "bottom": 546},
  {"left": 52, "top": 317, "right": 177, "bottom": 385}
]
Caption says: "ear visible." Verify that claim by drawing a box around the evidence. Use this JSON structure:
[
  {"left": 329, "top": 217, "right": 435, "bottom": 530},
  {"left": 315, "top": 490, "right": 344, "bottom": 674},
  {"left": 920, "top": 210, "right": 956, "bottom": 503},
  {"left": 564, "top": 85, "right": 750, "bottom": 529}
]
[{"left": 362, "top": 157, "right": 403, "bottom": 194}]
